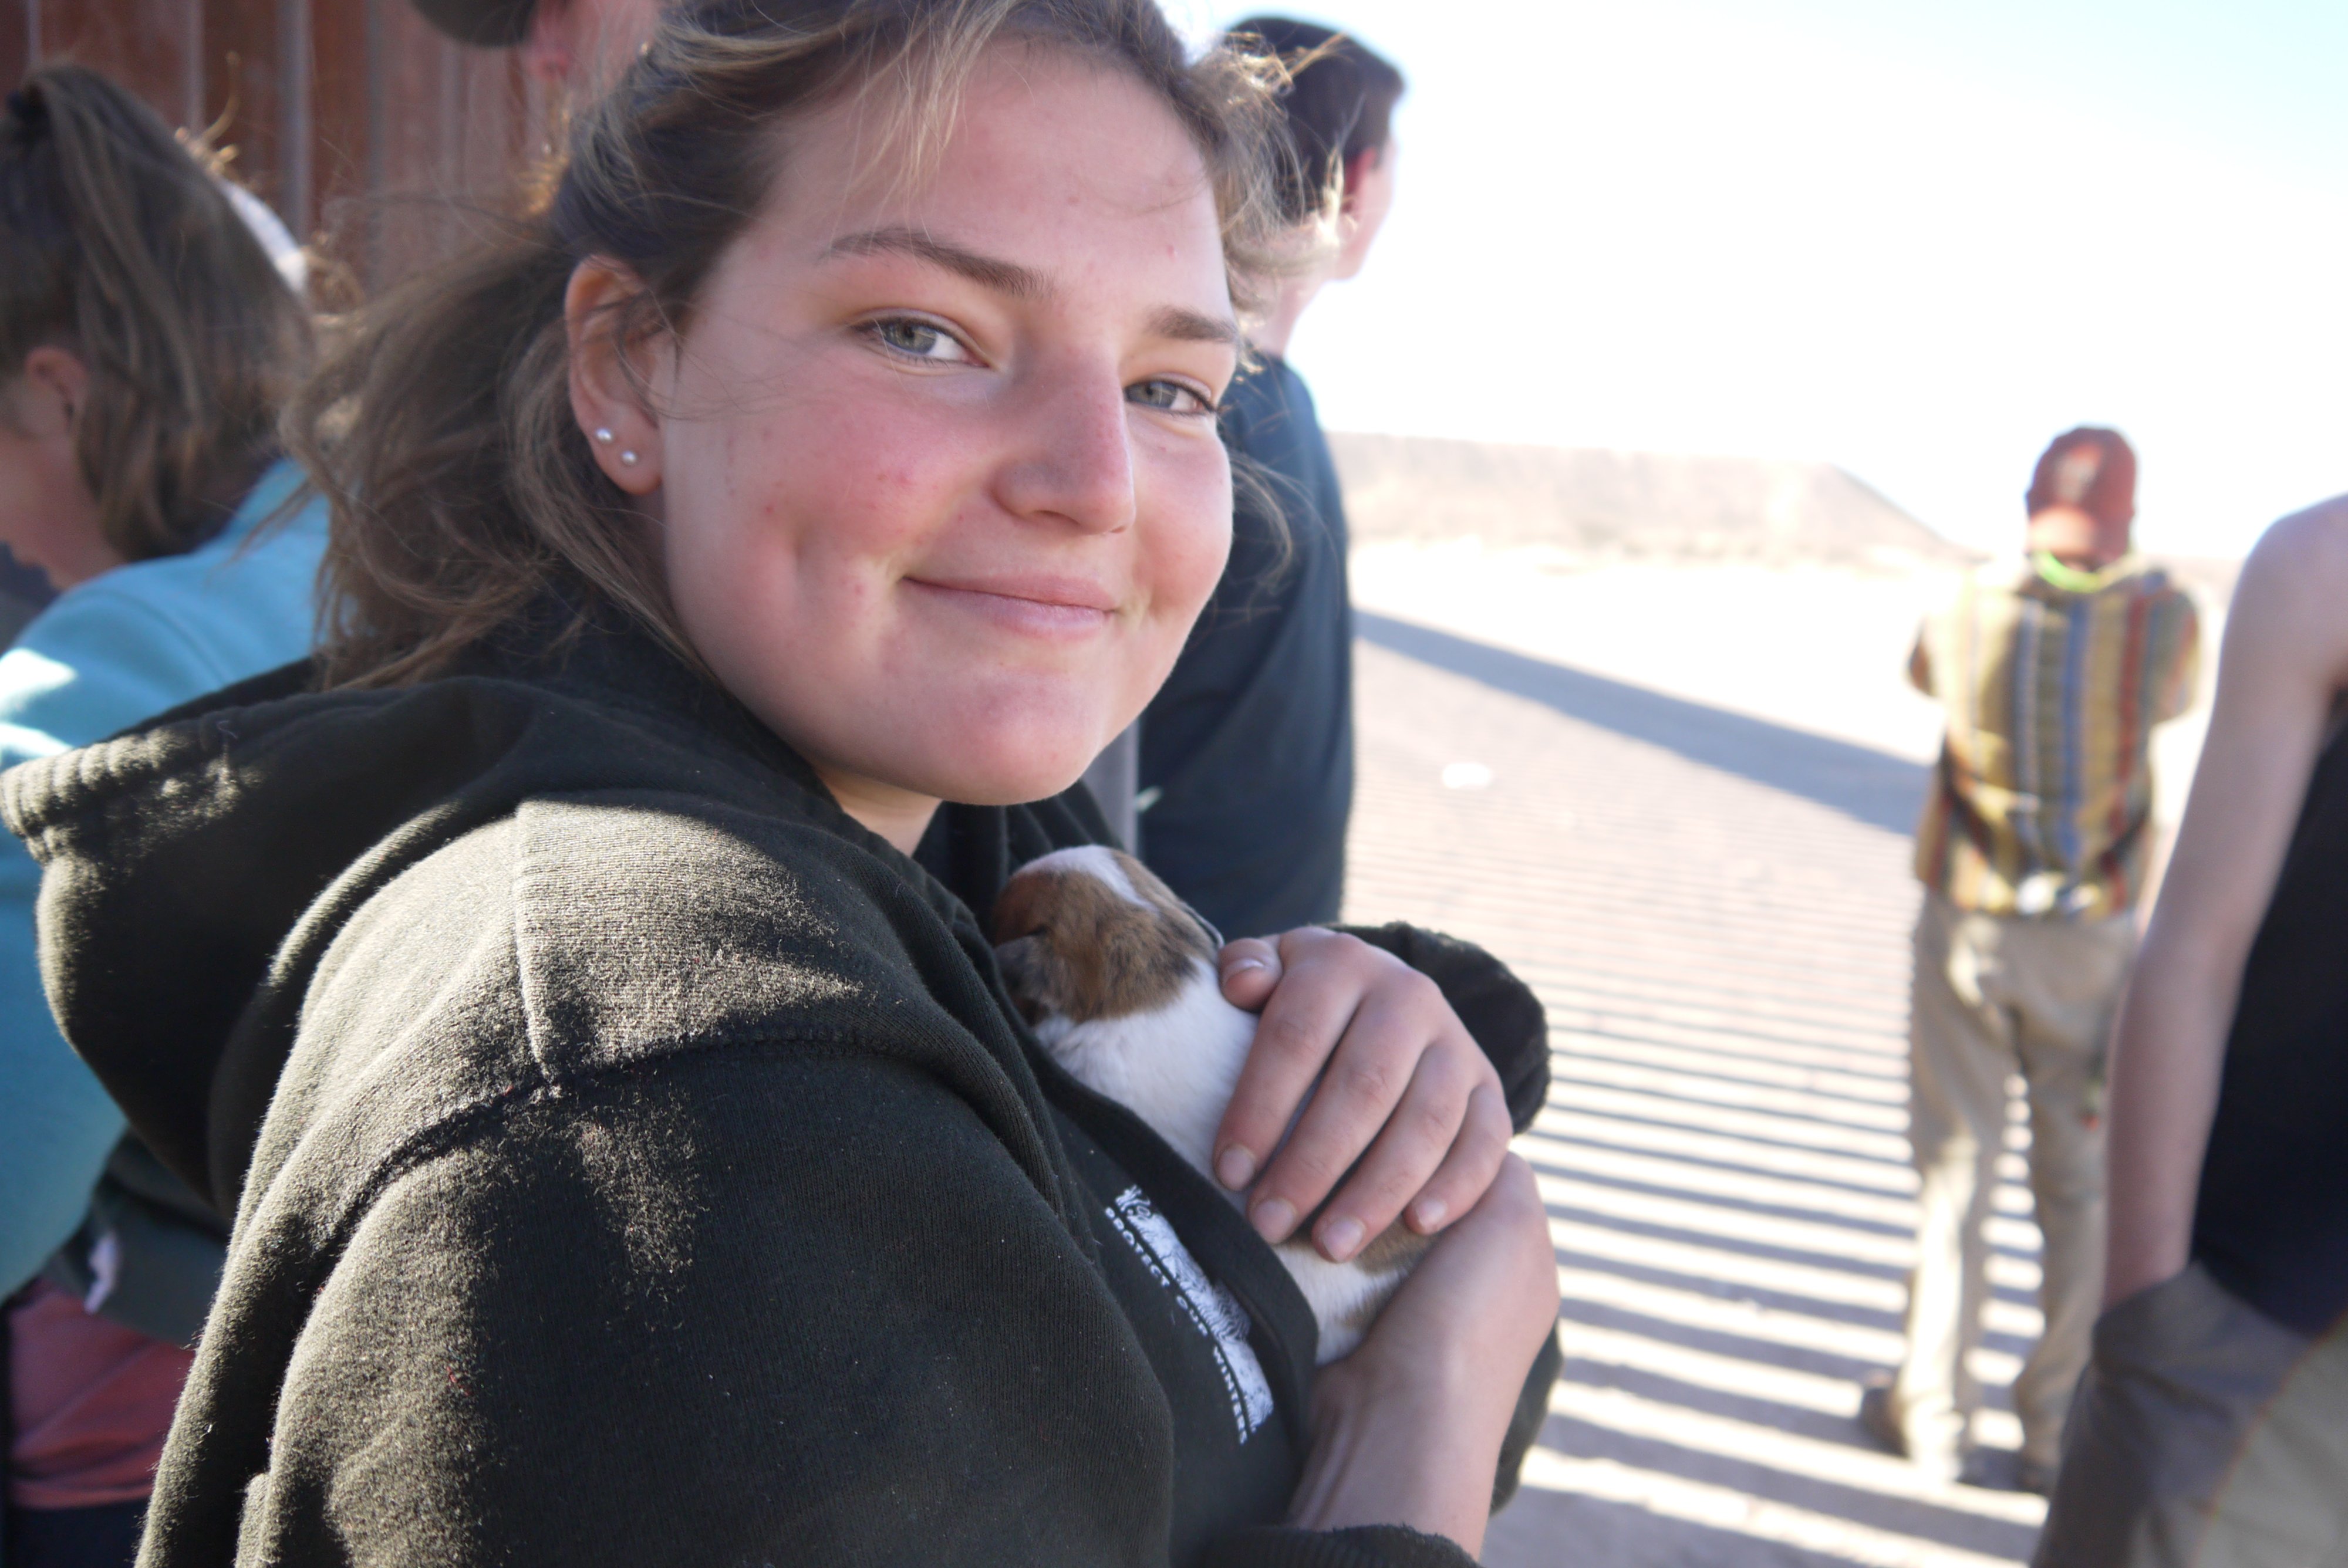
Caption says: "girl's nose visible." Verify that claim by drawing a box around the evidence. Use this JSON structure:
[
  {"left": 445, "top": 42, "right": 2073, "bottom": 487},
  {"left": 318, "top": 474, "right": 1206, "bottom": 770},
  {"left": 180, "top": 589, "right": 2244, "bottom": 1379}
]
[{"left": 993, "top": 367, "right": 1138, "bottom": 535}]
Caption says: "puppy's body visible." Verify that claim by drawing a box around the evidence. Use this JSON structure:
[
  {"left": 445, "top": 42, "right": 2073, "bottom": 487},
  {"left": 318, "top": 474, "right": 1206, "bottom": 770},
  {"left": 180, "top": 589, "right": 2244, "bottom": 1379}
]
[{"left": 994, "top": 846, "right": 1423, "bottom": 1363}]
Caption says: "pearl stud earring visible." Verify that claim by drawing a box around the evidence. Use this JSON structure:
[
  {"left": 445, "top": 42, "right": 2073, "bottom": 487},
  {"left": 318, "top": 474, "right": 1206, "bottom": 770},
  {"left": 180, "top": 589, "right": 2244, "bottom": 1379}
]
[
  {"left": 619, "top": 450, "right": 640, "bottom": 466},
  {"left": 593, "top": 427, "right": 615, "bottom": 444}
]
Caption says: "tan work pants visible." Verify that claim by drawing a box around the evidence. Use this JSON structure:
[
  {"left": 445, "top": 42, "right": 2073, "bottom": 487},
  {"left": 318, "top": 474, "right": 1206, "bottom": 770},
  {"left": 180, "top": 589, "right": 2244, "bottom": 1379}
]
[{"left": 1894, "top": 890, "right": 2134, "bottom": 1472}]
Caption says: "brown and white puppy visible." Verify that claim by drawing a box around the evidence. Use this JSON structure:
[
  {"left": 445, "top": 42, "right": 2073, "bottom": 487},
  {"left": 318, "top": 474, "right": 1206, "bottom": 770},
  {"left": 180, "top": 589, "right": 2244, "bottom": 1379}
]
[{"left": 993, "top": 846, "right": 1425, "bottom": 1363}]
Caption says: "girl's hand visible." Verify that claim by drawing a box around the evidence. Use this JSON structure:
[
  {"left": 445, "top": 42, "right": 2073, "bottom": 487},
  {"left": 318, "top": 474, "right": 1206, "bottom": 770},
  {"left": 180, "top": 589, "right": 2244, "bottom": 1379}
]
[
  {"left": 1286, "top": 1154, "right": 1560, "bottom": 1555},
  {"left": 1214, "top": 927, "right": 1513, "bottom": 1262}
]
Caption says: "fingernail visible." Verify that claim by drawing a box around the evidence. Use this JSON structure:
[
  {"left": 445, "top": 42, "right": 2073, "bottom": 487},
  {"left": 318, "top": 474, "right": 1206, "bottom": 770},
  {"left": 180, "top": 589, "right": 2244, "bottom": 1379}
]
[
  {"left": 1322, "top": 1216, "right": 1364, "bottom": 1260},
  {"left": 1216, "top": 1146, "right": 1256, "bottom": 1190},
  {"left": 1223, "top": 956, "right": 1268, "bottom": 977},
  {"left": 1411, "top": 1196, "right": 1448, "bottom": 1232},
  {"left": 1251, "top": 1197, "right": 1295, "bottom": 1242}
]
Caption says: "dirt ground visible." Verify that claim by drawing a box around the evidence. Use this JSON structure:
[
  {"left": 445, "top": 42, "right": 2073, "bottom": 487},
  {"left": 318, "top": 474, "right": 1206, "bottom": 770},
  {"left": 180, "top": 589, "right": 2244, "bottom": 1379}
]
[{"left": 1340, "top": 576, "right": 2064, "bottom": 1566}]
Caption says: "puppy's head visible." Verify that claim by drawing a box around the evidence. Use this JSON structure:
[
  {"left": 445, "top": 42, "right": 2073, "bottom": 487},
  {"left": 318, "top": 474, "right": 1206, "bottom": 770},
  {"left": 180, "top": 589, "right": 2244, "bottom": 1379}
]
[{"left": 992, "top": 847, "right": 1219, "bottom": 1026}]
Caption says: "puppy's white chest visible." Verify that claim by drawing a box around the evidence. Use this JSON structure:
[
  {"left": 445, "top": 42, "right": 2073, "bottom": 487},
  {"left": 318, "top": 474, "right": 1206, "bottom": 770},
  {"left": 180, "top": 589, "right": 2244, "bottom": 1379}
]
[
  {"left": 1034, "top": 964, "right": 1421, "bottom": 1364},
  {"left": 1034, "top": 964, "right": 1254, "bottom": 1182}
]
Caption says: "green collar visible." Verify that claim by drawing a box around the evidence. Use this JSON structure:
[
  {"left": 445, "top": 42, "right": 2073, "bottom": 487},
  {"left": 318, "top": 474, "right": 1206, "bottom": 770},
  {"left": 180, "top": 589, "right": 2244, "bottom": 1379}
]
[{"left": 2033, "top": 550, "right": 2131, "bottom": 595}]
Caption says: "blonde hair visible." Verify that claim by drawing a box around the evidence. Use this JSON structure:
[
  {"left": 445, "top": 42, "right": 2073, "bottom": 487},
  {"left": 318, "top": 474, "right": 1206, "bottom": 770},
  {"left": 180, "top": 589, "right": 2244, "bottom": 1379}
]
[
  {"left": 295, "top": 0, "right": 1290, "bottom": 688},
  {"left": 1, "top": 65, "right": 312, "bottom": 563}
]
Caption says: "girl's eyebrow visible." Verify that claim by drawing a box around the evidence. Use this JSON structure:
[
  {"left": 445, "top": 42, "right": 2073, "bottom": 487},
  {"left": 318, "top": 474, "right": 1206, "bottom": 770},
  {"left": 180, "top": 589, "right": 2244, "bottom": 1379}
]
[
  {"left": 824, "top": 225, "right": 1239, "bottom": 348},
  {"left": 1148, "top": 306, "right": 1239, "bottom": 347},
  {"left": 823, "top": 227, "right": 1048, "bottom": 299}
]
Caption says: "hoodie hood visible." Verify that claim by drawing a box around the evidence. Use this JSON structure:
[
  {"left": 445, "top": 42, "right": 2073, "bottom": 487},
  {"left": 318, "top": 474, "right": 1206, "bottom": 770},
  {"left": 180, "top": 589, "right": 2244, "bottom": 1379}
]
[{"left": 0, "top": 621, "right": 1019, "bottom": 1219}]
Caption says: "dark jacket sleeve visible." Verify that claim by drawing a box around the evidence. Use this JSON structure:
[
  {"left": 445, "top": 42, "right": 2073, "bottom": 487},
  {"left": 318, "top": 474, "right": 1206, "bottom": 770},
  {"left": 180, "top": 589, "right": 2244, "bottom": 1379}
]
[
  {"left": 195, "top": 1046, "right": 1475, "bottom": 1568},
  {"left": 1212, "top": 1526, "right": 1476, "bottom": 1567},
  {"left": 1339, "top": 924, "right": 1550, "bottom": 1133}
]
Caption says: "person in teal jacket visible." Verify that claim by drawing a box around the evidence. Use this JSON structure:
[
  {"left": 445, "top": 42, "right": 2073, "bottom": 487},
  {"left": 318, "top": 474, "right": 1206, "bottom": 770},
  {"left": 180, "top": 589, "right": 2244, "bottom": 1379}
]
[
  {"left": 0, "top": 460, "right": 325, "bottom": 1293},
  {"left": 1, "top": 65, "right": 318, "bottom": 1567}
]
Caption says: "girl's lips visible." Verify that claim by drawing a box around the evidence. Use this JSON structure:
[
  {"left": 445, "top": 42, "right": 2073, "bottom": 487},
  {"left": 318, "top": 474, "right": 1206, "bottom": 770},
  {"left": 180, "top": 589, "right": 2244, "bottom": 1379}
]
[{"left": 903, "top": 576, "right": 1117, "bottom": 639}]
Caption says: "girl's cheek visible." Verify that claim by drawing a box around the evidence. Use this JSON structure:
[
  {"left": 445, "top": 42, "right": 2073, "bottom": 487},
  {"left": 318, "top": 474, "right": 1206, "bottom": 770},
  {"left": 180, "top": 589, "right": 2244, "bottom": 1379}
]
[
  {"left": 1146, "top": 455, "right": 1235, "bottom": 617},
  {"left": 791, "top": 397, "right": 975, "bottom": 546}
]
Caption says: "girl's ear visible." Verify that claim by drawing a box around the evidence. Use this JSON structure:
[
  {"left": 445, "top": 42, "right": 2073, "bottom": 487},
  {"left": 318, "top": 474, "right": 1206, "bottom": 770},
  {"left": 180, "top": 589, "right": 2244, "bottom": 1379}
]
[
  {"left": 15, "top": 345, "right": 92, "bottom": 439},
  {"left": 565, "top": 258, "right": 666, "bottom": 497},
  {"left": 1337, "top": 148, "right": 1380, "bottom": 218}
]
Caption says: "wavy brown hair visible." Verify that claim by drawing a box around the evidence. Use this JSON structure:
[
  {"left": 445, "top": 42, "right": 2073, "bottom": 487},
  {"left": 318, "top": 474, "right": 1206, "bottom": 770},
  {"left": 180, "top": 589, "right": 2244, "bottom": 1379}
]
[
  {"left": 1, "top": 65, "right": 312, "bottom": 563},
  {"left": 1227, "top": 17, "right": 1404, "bottom": 228},
  {"left": 295, "top": 0, "right": 1293, "bottom": 689}
]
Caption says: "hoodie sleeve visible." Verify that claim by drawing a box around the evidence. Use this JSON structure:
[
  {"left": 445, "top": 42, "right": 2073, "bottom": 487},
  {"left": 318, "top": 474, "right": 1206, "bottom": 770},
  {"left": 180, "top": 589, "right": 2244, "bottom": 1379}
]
[
  {"left": 1206, "top": 1526, "right": 1475, "bottom": 1567},
  {"left": 0, "top": 592, "right": 243, "bottom": 1292},
  {"left": 156, "top": 1047, "right": 1477, "bottom": 1568}
]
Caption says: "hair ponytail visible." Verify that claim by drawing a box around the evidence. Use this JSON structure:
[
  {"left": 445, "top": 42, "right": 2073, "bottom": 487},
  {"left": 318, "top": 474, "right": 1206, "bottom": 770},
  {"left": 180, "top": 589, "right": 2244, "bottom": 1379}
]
[{"left": 0, "top": 65, "right": 312, "bottom": 562}]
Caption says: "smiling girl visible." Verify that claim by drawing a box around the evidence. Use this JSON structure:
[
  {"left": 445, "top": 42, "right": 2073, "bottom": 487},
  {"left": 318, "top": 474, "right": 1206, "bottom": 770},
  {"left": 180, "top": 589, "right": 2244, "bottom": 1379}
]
[{"left": 4, "top": 4, "right": 1559, "bottom": 1563}]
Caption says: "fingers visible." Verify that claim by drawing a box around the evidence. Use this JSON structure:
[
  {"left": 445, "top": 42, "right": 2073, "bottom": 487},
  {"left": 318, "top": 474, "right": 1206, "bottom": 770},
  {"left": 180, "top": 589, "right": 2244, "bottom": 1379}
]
[
  {"left": 1379, "top": 1153, "right": 1558, "bottom": 1340},
  {"left": 1281, "top": 1017, "right": 1472, "bottom": 1256},
  {"left": 1337, "top": 1153, "right": 1558, "bottom": 1388},
  {"left": 1290, "top": 1035, "right": 1505, "bottom": 1264},
  {"left": 1210, "top": 927, "right": 1517, "bottom": 1265},
  {"left": 1217, "top": 937, "right": 1283, "bottom": 1012},
  {"left": 1474, "top": 1152, "right": 1553, "bottom": 1258},
  {"left": 1243, "top": 961, "right": 1490, "bottom": 1258},
  {"left": 1402, "top": 1082, "right": 1512, "bottom": 1235},
  {"left": 1210, "top": 930, "right": 1363, "bottom": 1196}
]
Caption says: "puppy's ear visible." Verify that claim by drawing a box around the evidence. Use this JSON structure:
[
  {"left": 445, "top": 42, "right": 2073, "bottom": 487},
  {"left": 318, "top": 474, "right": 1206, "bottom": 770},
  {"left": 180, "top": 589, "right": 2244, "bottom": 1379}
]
[
  {"left": 994, "top": 935, "right": 1045, "bottom": 1022},
  {"left": 992, "top": 864, "right": 1057, "bottom": 946},
  {"left": 1106, "top": 850, "right": 1221, "bottom": 957}
]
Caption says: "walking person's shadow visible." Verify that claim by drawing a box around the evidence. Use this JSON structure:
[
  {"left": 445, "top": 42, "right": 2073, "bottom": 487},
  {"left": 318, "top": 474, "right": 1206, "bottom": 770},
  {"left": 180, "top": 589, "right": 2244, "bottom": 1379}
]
[{"left": 1356, "top": 612, "right": 1930, "bottom": 836}]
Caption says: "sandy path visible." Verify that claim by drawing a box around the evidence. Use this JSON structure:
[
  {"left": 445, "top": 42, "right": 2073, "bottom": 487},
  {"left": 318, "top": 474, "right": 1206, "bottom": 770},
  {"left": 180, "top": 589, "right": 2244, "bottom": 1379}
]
[
  {"left": 1348, "top": 543, "right": 2215, "bottom": 828},
  {"left": 1342, "top": 631, "right": 2050, "bottom": 1567}
]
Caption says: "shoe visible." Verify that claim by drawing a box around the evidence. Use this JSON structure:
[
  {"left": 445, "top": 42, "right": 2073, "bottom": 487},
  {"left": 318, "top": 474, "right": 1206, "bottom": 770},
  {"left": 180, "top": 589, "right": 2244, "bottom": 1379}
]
[
  {"left": 1955, "top": 1449, "right": 2056, "bottom": 1495},
  {"left": 1958, "top": 1449, "right": 2009, "bottom": 1490},
  {"left": 1861, "top": 1378, "right": 1968, "bottom": 1483},
  {"left": 1857, "top": 1380, "right": 1906, "bottom": 1457}
]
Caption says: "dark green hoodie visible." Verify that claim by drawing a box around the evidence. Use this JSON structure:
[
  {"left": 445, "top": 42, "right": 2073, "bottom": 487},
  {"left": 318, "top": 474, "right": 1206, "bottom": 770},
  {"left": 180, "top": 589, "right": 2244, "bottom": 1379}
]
[{"left": 3, "top": 617, "right": 1551, "bottom": 1568}]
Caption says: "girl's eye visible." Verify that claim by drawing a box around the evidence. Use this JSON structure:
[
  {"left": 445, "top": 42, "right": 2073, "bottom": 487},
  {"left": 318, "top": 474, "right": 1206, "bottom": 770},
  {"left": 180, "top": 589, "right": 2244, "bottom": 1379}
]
[
  {"left": 1127, "top": 378, "right": 1216, "bottom": 417},
  {"left": 868, "top": 317, "right": 974, "bottom": 364}
]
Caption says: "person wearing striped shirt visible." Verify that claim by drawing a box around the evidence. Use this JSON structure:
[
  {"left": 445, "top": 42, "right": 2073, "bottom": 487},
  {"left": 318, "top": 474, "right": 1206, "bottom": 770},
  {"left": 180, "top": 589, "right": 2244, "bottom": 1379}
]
[{"left": 1861, "top": 427, "right": 2201, "bottom": 1493}]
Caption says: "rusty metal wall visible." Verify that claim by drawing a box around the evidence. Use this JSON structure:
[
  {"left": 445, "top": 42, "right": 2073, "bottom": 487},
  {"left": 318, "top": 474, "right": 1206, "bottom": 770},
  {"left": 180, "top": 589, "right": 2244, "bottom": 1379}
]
[{"left": 2, "top": 0, "right": 558, "bottom": 287}]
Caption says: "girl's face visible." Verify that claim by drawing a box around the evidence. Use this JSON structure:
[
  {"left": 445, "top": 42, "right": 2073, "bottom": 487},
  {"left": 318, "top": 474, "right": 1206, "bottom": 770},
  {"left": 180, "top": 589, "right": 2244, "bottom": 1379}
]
[
  {"left": 580, "top": 48, "right": 1239, "bottom": 846},
  {"left": 0, "top": 349, "right": 116, "bottom": 590}
]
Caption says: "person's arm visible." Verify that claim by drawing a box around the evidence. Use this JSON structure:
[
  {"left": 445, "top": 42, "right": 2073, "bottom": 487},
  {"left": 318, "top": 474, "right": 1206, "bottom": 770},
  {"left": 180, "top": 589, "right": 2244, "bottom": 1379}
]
[
  {"left": 181, "top": 1050, "right": 1537, "bottom": 1567},
  {"left": 0, "top": 594, "right": 255, "bottom": 1287},
  {"left": 1280, "top": 1154, "right": 1559, "bottom": 1557},
  {"left": 1205, "top": 926, "right": 1560, "bottom": 1526},
  {"left": 0, "top": 824, "right": 124, "bottom": 1291},
  {"left": 2103, "top": 500, "right": 2348, "bottom": 1306}
]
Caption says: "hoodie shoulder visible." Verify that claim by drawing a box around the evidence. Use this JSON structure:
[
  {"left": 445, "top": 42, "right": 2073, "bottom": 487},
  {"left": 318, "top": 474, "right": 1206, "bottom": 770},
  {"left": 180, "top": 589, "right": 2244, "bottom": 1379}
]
[
  {"left": 234, "top": 786, "right": 1071, "bottom": 1251},
  {"left": 0, "top": 678, "right": 558, "bottom": 1208},
  {"left": 495, "top": 794, "right": 1066, "bottom": 1193},
  {"left": 504, "top": 792, "right": 957, "bottom": 1072},
  {"left": 1, "top": 640, "right": 1076, "bottom": 1231}
]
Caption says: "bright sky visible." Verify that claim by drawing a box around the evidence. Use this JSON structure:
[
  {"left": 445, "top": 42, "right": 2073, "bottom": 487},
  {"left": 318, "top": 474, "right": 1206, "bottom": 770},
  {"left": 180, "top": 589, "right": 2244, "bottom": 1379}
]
[{"left": 1172, "top": 0, "right": 2348, "bottom": 559}]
